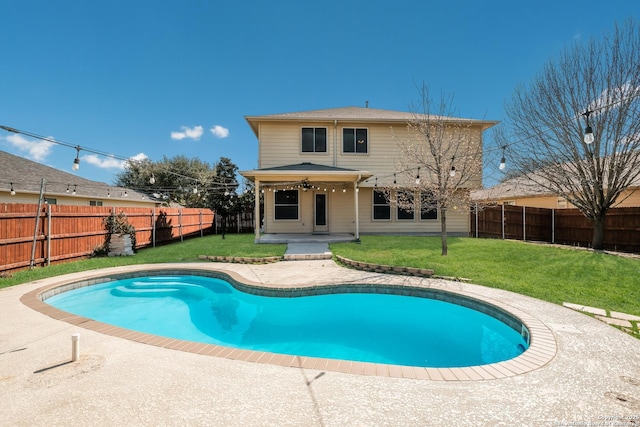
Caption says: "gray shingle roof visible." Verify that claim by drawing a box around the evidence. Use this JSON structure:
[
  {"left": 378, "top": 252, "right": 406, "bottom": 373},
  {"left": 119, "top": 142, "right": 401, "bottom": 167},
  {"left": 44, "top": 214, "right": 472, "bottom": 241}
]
[
  {"left": 258, "top": 162, "right": 360, "bottom": 172},
  {"left": 0, "top": 150, "right": 158, "bottom": 203},
  {"left": 245, "top": 106, "right": 498, "bottom": 135}
]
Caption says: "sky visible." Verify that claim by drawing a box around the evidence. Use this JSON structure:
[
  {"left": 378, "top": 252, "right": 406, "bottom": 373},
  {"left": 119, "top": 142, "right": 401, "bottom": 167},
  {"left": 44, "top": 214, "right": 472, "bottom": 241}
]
[{"left": 0, "top": 1, "right": 637, "bottom": 189}]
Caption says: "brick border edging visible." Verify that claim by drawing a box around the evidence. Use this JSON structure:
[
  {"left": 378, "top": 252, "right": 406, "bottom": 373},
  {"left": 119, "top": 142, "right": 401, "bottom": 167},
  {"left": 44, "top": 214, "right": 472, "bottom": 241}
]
[
  {"left": 335, "top": 255, "right": 434, "bottom": 277},
  {"left": 198, "top": 255, "right": 283, "bottom": 264}
]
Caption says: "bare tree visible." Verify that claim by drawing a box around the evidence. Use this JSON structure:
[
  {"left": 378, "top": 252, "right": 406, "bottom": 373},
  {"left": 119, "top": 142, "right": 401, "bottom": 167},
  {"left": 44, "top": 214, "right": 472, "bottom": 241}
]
[
  {"left": 389, "top": 85, "right": 486, "bottom": 255},
  {"left": 498, "top": 19, "right": 640, "bottom": 250}
]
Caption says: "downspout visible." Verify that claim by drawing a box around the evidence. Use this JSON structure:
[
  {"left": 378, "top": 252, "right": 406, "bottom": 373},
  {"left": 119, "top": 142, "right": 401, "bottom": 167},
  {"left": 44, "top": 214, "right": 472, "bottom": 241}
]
[
  {"left": 354, "top": 174, "right": 361, "bottom": 241},
  {"left": 333, "top": 120, "right": 338, "bottom": 167}
]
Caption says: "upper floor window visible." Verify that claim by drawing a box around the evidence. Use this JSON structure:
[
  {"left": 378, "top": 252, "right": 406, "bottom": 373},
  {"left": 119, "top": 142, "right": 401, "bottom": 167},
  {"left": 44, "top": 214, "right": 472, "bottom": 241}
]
[
  {"left": 302, "top": 127, "right": 327, "bottom": 153},
  {"left": 274, "top": 190, "right": 299, "bottom": 220},
  {"left": 373, "top": 190, "right": 390, "bottom": 220},
  {"left": 44, "top": 197, "right": 57, "bottom": 205},
  {"left": 343, "top": 128, "right": 368, "bottom": 154},
  {"left": 90, "top": 200, "right": 103, "bottom": 206}
]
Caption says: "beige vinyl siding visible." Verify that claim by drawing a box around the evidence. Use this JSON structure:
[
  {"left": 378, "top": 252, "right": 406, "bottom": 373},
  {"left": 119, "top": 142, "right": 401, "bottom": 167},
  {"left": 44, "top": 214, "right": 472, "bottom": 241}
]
[
  {"left": 258, "top": 122, "right": 334, "bottom": 169},
  {"left": 258, "top": 121, "right": 484, "bottom": 190}
]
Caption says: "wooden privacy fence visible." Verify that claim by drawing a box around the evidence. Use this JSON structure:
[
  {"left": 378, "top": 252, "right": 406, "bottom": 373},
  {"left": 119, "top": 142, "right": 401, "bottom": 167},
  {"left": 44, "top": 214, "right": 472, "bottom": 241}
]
[
  {"left": 470, "top": 204, "right": 640, "bottom": 253},
  {"left": 0, "top": 203, "right": 215, "bottom": 273}
]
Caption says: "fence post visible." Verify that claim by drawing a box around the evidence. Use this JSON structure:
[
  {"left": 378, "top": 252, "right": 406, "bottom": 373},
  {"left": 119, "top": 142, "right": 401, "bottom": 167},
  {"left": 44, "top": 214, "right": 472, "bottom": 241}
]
[
  {"left": 200, "top": 209, "right": 203, "bottom": 237},
  {"left": 46, "top": 204, "right": 52, "bottom": 266},
  {"left": 30, "top": 178, "right": 46, "bottom": 269},
  {"left": 152, "top": 207, "right": 156, "bottom": 248},
  {"left": 523, "top": 206, "right": 526, "bottom": 241},
  {"left": 474, "top": 202, "right": 478, "bottom": 238},
  {"left": 179, "top": 208, "right": 183, "bottom": 242},
  {"left": 501, "top": 204, "right": 505, "bottom": 240},
  {"left": 552, "top": 209, "right": 555, "bottom": 244}
]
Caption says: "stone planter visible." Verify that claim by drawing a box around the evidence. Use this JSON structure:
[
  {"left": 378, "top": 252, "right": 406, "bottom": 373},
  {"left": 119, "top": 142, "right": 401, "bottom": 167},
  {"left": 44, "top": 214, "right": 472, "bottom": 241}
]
[{"left": 108, "top": 234, "right": 134, "bottom": 256}]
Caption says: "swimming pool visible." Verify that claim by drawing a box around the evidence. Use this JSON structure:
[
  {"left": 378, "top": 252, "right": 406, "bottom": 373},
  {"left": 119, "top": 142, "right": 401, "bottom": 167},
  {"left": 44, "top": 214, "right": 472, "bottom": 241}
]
[{"left": 44, "top": 273, "right": 529, "bottom": 368}]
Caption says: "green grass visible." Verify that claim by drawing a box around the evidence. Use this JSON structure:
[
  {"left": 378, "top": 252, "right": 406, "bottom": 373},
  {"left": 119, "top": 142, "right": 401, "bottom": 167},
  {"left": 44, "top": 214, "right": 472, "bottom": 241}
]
[
  {"left": 0, "top": 234, "right": 286, "bottom": 289},
  {"left": 2, "top": 233, "right": 639, "bottom": 318},
  {"left": 331, "top": 236, "right": 640, "bottom": 316}
]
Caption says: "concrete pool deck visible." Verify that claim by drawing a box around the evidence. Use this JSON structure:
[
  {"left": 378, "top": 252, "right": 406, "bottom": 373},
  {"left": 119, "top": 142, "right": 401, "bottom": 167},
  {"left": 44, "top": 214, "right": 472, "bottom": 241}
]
[{"left": 1, "top": 260, "right": 639, "bottom": 426}]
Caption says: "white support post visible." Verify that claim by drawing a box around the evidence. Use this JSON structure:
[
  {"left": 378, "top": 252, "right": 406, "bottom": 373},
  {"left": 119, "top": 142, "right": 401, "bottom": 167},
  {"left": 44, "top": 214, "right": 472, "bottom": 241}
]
[{"left": 254, "top": 180, "right": 261, "bottom": 242}]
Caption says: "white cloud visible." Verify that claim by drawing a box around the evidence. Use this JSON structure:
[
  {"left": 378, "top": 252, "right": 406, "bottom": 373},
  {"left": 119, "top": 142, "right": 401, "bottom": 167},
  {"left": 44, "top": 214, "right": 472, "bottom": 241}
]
[
  {"left": 5, "top": 133, "right": 54, "bottom": 162},
  {"left": 171, "top": 125, "right": 204, "bottom": 141},
  {"left": 83, "top": 153, "right": 147, "bottom": 170},
  {"left": 129, "top": 152, "right": 148, "bottom": 162},
  {"left": 210, "top": 125, "right": 229, "bottom": 138}
]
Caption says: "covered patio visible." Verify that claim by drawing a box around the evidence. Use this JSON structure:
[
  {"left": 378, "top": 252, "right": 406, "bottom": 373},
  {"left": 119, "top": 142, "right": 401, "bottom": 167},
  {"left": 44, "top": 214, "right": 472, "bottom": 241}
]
[{"left": 241, "top": 163, "right": 372, "bottom": 242}]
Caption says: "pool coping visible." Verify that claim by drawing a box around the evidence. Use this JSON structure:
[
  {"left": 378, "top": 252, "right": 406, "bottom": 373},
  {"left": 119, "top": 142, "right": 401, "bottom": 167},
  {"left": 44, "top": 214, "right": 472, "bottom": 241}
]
[{"left": 19, "top": 264, "right": 557, "bottom": 381}]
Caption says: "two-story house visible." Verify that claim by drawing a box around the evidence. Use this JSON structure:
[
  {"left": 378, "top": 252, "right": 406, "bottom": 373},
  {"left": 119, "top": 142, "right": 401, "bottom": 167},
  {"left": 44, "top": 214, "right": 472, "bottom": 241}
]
[{"left": 241, "top": 106, "right": 496, "bottom": 241}]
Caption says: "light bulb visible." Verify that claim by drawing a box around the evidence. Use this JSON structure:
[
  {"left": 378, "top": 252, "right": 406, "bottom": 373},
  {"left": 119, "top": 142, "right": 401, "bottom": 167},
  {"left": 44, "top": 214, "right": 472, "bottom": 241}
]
[{"left": 584, "top": 127, "right": 594, "bottom": 144}]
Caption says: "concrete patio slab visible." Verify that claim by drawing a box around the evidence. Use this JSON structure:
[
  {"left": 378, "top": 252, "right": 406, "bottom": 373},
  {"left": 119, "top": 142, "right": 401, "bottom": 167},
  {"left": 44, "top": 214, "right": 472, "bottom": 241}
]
[{"left": 1, "top": 260, "right": 639, "bottom": 426}]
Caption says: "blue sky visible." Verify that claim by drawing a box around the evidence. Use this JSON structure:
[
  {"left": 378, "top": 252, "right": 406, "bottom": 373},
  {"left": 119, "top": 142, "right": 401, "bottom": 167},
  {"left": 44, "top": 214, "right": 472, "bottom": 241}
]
[{"left": 0, "top": 1, "right": 636, "bottom": 187}]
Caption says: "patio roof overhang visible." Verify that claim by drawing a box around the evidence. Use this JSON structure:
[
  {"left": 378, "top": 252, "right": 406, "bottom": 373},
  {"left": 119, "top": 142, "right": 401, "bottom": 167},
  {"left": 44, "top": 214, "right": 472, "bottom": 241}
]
[{"left": 240, "top": 162, "right": 373, "bottom": 184}]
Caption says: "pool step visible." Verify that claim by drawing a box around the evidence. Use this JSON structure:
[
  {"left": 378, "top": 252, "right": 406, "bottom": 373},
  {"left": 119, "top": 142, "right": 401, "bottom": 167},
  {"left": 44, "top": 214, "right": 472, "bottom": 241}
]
[{"left": 284, "top": 243, "right": 333, "bottom": 261}]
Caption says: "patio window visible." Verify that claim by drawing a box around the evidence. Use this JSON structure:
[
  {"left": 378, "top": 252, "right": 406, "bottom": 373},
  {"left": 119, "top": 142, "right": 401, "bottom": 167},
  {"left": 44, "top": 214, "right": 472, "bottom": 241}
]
[
  {"left": 397, "top": 191, "right": 415, "bottom": 220},
  {"left": 302, "top": 127, "right": 327, "bottom": 153},
  {"left": 343, "top": 128, "right": 368, "bottom": 153},
  {"left": 274, "top": 190, "right": 299, "bottom": 220},
  {"left": 373, "top": 190, "right": 390, "bottom": 220},
  {"left": 420, "top": 192, "right": 438, "bottom": 220}
]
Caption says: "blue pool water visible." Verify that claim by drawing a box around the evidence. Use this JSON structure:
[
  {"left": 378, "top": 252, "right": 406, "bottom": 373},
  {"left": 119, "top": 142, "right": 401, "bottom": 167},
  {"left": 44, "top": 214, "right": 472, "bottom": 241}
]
[{"left": 46, "top": 275, "right": 528, "bottom": 367}]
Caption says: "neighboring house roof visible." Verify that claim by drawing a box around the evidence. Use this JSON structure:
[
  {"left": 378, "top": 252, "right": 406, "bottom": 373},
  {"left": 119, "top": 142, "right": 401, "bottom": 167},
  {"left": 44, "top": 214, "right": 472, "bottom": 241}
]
[
  {"left": 0, "top": 150, "right": 158, "bottom": 203},
  {"left": 472, "top": 173, "right": 640, "bottom": 201},
  {"left": 471, "top": 177, "right": 552, "bottom": 201},
  {"left": 245, "top": 106, "right": 498, "bottom": 136}
]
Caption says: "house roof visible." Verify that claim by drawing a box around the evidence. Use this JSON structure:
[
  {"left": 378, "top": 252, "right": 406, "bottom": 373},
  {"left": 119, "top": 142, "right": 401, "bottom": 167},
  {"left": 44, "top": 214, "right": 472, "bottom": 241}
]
[
  {"left": 241, "top": 162, "right": 372, "bottom": 183},
  {"left": 257, "top": 162, "right": 361, "bottom": 172},
  {"left": 245, "top": 106, "right": 498, "bottom": 136},
  {"left": 0, "top": 150, "right": 158, "bottom": 203},
  {"left": 471, "top": 176, "right": 553, "bottom": 201},
  {"left": 472, "top": 172, "right": 640, "bottom": 201}
]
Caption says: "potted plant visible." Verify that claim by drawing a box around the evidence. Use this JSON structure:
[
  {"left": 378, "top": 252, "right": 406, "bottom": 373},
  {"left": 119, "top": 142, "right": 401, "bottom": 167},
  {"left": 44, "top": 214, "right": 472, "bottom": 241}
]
[{"left": 104, "top": 211, "right": 136, "bottom": 256}]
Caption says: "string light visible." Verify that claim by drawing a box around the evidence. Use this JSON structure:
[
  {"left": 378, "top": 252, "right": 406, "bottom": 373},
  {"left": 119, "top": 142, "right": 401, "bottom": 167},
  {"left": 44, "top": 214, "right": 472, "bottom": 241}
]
[
  {"left": 10, "top": 182, "right": 15, "bottom": 196},
  {"left": 582, "top": 109, "right": 594, "bottom": 144},
  {"left": 499, "top": 146, "right": 507, "bottom": 171},
  {"left": 450, "top": 157, "right": 456, "bottom": 177},
  {"left": 149, "top": 174, "right": 156, "bottom": 184},
  {"left": 72, "top": 146, "right": 81, "bottom": 170},
  {"left": 66, "top": 184, "right": 70, "bottom": 193},
  {"left": 72, "top": 184, "right": 77, "bottom": 195},
  {"left": 415, "top": 167, "right": 421, "bottom": 185}
]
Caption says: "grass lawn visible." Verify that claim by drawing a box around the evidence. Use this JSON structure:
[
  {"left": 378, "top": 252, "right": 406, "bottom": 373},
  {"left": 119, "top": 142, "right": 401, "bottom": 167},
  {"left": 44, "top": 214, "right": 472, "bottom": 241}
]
[
  {"left": 0, "top": 234, "right": 286, "bottom": 290},
  {"left": 2, "top": 233, "right": 638, "bottom": 318},
  {"left": 331, "top": 236, "right": 640, "bottom": 317}
]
